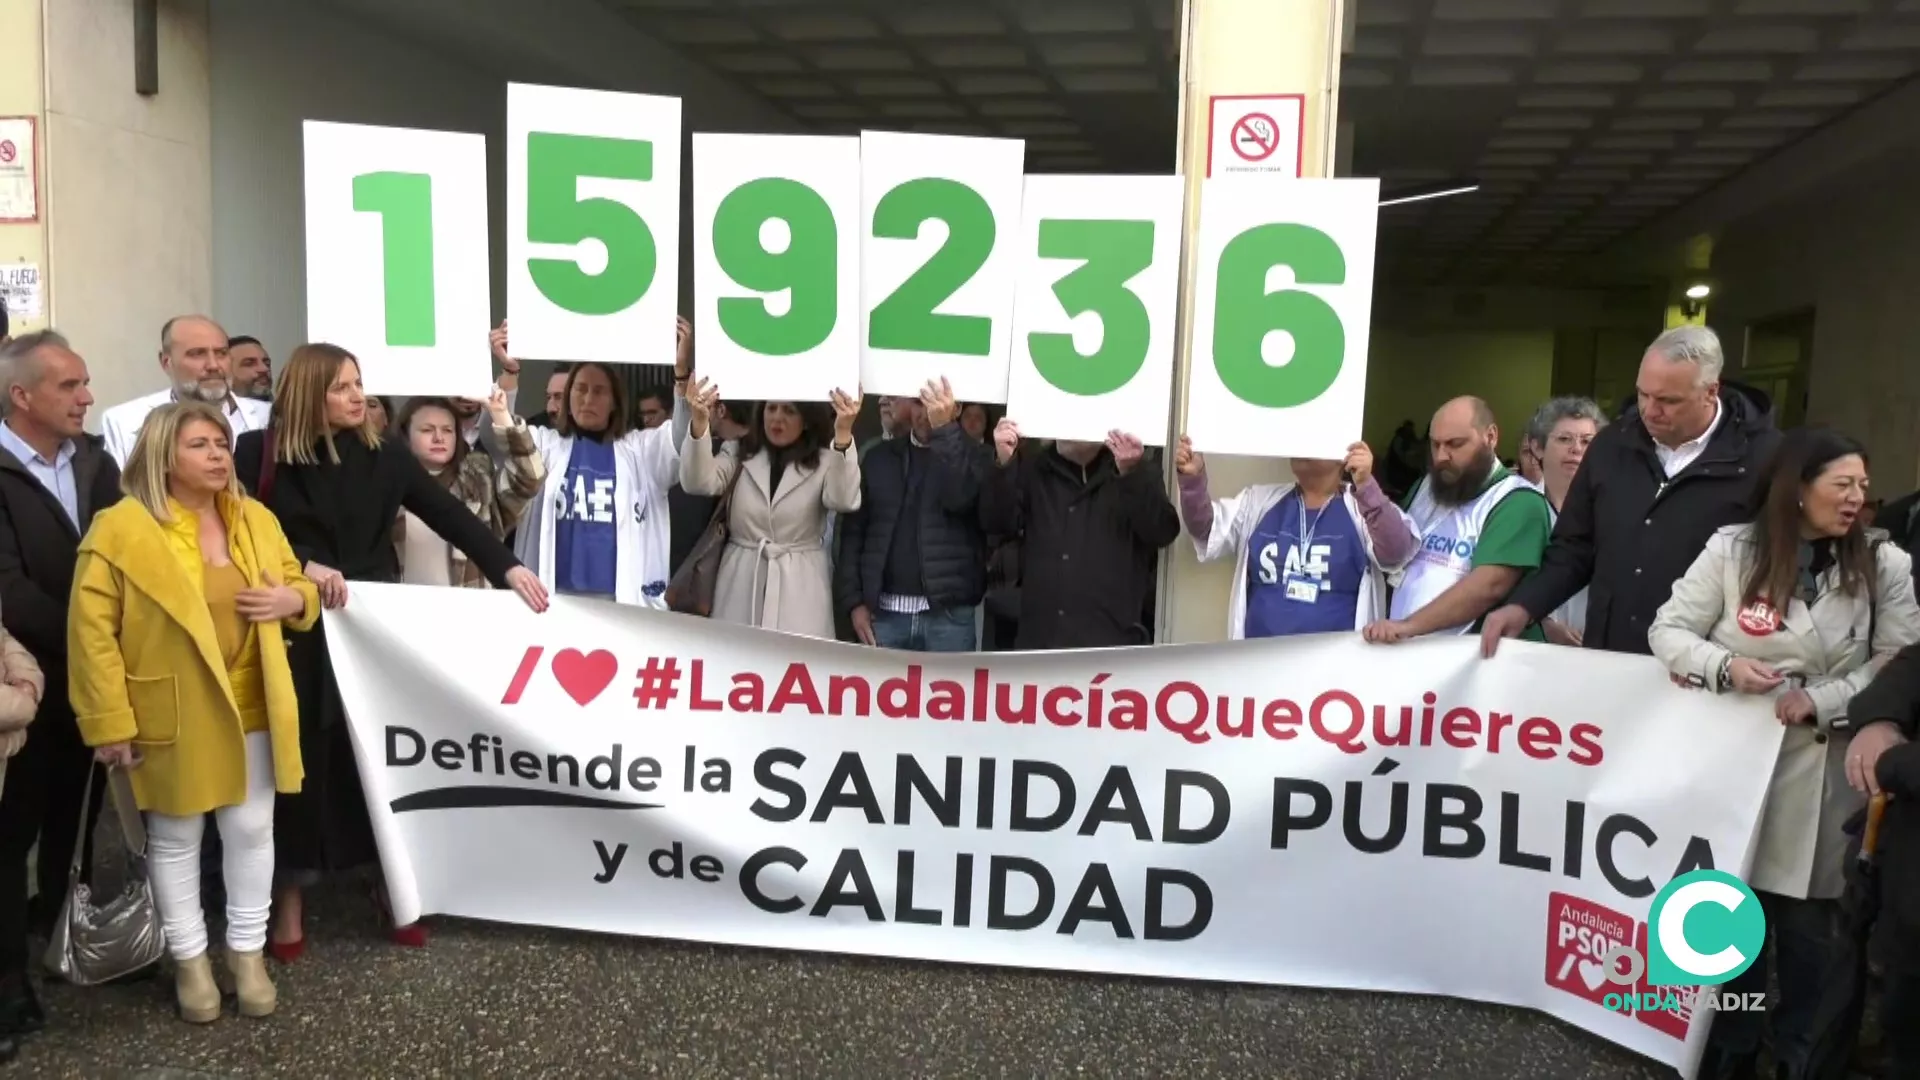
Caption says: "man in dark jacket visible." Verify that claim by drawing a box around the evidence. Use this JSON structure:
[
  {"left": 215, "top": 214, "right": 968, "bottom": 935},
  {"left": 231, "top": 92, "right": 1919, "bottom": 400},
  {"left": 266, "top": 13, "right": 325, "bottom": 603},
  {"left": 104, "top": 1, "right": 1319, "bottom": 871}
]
[
  {"left": 1846, "top": 648, "right": 1920, "bottom": 1080},
  {"left": 1880, "top": 487, "right": 1920, "bottom": 591},
  {"left": 980, "top": 419, "right": 1179, "bottom": 649},
  {"left": 0, "top": 331, "right": 119, "bottom": 1059},
  {"left": 1480, "top": 325, "right": 1780, "bottom": 657},
  {"left": 836, "top": 378, "right": 989, "bottom": 652}
]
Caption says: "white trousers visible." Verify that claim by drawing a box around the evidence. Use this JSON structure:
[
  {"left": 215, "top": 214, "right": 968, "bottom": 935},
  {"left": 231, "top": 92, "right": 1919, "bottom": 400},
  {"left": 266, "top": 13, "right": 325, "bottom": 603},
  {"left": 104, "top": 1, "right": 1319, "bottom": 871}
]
[{"left": 147, "top": 731, "right": 276, "bottom": 959}]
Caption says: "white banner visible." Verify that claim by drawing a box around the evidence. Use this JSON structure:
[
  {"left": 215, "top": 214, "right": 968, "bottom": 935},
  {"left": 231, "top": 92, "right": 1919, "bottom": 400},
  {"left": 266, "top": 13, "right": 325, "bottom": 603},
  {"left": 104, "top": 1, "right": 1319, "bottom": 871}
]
[{"left": 325, "top": 585, "right": 1780, "bottom": 1077}]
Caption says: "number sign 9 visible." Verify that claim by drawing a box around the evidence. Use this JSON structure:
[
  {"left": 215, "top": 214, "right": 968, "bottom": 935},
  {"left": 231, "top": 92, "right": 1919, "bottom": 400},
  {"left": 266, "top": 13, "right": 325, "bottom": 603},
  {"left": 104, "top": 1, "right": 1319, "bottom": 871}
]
[
  {"left": 692, "top": 134, "right": 861, "bottom": 402},
  {"left": 302, "top": 120, "right": 493, "bottom": 397},
  {"left": 507, "top": 83, "right": 682, "bottom": 366},
  {"left": 858, "top": 132, "right": 1026, "bottom": 402},
  {"left": 1184, "top": 177, "right": 1381, "bottom": 460}
]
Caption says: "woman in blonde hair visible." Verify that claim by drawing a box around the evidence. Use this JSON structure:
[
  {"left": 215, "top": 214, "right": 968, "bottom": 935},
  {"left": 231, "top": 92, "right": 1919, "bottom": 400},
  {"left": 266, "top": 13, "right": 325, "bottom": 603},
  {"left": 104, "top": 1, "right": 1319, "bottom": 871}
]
[
  {"left": 232, "top": 344, "right": 546, "bottom": 956},
  {"left": 69, "top": 401, "right": 317, "bottom": 1023}
]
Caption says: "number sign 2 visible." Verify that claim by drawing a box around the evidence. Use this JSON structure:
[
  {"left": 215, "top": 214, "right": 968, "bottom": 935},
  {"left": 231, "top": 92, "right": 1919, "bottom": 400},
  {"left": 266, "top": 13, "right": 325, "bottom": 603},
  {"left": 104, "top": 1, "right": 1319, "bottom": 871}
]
[
  {"left": 1185, "top": 177, "right": 1381, "bottom": 460},
  {"left": 691, "top": 134, "right": 861, "bottom": 403},
  {"left": 858, "top": 131, "right": 1025, "bottom": 402},
  {"left": 302, "top": 120, "right": 493, "bottom": 397},
  {"left": 1005, "top": 174, "right": 1185, "bottom": 445},
  {"left": 507, "top": 83, "right": 683, "bottom": 367}
]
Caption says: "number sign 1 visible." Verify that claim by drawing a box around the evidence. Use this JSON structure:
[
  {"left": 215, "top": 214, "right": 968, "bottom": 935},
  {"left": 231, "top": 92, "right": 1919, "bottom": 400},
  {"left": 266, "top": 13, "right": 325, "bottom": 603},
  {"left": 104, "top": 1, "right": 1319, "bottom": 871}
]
[
  {"left": 1185, "top": 177, "right": 1381, "bottom": 460},
  {"left": 506, "top": 83, "right": 683, "bottom": 366},
  {"left": 1005, "top": 174, "right": 1185, "bottom": 445},
  {"left": 691, "top": 134, "right": 861, "bottom": 403},
  {"left": 302, "top": 120, "right": 493, "bottom": 397},
  {"left": 858, "top": 131, "right": 1025, "bottom": 403}
]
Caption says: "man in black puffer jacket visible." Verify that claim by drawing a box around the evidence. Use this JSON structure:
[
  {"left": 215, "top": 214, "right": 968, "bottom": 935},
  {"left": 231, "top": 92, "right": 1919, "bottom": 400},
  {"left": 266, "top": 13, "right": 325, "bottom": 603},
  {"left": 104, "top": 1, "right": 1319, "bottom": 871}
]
[
  {"left": 1482, "top": 324, "right": 1780, "bottom": 656},
  {"left": 836, "top": 378, "right": 990, "bottom": 652}
]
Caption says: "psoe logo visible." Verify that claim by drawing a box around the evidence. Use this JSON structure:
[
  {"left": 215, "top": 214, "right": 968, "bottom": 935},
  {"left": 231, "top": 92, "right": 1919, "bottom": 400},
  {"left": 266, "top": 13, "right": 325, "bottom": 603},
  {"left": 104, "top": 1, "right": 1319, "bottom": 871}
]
[{"left": 1599, "top": 869, "right": 1766, "bottom": 1012}]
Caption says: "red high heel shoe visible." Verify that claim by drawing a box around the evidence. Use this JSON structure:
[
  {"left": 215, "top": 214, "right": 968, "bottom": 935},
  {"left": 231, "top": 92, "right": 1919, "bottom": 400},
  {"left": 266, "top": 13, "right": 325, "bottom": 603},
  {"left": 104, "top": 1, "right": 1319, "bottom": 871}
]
[
  {"left": 267, "top": 936, "right": 306, "bottom": 964},
  {"left": 372, "top": 885, "right": 428, "bottom": 948}
]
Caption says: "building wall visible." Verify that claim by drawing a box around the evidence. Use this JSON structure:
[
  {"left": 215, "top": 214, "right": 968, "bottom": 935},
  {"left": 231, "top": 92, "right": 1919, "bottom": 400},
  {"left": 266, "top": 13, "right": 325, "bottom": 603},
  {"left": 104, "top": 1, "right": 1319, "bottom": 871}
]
[
  {"left": 1710, "top": 140, "right": 1920, "bottom": 493},
  {"left": 208, "top": 0, "right": 803, "bottom": 410},
  {"left": 209, "top": 0, "right": 506, "bottom": 368},
  {"left": 44, "top": 0, "right": 212, "bottom": 419},
  {"left": 1362, "top": 329, "right": 1555, "bottom": 461}
]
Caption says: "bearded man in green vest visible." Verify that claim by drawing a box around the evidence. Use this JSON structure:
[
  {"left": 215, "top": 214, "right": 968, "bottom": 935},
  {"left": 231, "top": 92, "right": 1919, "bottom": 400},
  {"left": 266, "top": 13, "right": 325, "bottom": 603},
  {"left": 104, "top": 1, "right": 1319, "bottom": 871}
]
[{"left": 1363, "top": 396, "right": 1552, "bottom": 645}]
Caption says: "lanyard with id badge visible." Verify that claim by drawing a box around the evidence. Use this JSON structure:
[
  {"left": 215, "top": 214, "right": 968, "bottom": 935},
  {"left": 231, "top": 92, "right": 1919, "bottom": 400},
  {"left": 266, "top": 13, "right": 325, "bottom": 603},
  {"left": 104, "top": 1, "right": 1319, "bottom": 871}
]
[{"left": 1284, "top": 494, "right": 1331, "bottom": 605}]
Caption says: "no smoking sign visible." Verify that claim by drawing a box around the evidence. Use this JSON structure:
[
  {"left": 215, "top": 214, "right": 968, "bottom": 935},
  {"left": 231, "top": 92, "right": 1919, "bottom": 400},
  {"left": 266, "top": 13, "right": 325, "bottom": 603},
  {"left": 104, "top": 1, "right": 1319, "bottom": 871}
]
[{"left": 1207, "top": 95, "right": 1304, "bottom": 178}]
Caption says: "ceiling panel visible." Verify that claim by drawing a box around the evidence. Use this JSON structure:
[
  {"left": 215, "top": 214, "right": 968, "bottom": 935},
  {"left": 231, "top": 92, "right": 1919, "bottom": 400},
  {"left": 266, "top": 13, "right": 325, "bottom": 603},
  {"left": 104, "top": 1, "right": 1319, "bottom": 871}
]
[{"left": 593, "top": 0, "right": 1920, "bottom": 284}]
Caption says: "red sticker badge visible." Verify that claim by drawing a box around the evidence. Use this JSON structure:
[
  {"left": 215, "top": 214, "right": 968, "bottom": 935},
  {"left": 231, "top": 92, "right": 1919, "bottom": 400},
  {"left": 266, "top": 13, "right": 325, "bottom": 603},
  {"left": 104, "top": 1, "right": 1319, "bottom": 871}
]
[{"left": 1736, "top": 600, "right": 1781, "bottom": 637}]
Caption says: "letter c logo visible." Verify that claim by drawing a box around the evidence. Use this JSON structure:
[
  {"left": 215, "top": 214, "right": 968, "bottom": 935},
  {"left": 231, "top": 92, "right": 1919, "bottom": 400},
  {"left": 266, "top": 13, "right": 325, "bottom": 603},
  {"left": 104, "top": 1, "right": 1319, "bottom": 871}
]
[{"left": 1645, "top": 869, "right": 1765, "bottom": 987}]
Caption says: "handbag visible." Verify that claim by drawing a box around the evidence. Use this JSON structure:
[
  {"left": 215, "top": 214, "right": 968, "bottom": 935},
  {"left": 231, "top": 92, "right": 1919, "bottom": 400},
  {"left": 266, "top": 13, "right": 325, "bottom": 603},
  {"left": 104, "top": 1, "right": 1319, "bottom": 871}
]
[
  {"left": 44, "top": 765, "right": 165, "bottom": 986},
  {"left": 665, "top": 448, "right": 745, "bottom": 616}
]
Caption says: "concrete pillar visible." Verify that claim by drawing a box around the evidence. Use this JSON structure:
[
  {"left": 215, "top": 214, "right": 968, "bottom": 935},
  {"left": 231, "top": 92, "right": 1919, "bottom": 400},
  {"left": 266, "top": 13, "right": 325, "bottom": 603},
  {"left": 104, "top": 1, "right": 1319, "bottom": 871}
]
[
  {"left": 1161, "top": 0, "right": 1347, "bottom": 644},
  {"left": 0, "top": 0, "right": 49, "bottom": 339},
  {"left": 42, "top": 0, "right": 213, "bottom": 424}
]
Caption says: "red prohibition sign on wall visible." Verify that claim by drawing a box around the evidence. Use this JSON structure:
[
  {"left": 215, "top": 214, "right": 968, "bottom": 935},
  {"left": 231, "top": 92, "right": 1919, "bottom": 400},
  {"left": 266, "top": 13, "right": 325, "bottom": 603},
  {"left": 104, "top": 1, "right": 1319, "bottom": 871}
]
[
  {"left": 1230, "top": 113, "right": 1280, "bottom": 163},
  {"left": 0, "top": 141, "right": 15, "bottom": 165}
]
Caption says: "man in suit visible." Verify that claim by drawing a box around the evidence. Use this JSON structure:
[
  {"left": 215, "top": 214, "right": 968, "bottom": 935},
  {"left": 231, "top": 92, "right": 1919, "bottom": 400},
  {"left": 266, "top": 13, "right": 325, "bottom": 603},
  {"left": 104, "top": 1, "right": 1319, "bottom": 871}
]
[{"left": 0, "top": 331, "right": 121, "bottom": 1059}]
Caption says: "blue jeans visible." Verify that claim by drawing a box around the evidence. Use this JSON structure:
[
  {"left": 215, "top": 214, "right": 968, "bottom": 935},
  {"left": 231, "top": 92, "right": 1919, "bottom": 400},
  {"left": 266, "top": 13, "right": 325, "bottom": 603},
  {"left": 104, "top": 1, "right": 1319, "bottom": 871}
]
[
  {"left": 871, "top": 606, "right": 977, "bottom": 653},
  {"left": 1699, "top": 891, "right": 1857, "bottom": 1080}
]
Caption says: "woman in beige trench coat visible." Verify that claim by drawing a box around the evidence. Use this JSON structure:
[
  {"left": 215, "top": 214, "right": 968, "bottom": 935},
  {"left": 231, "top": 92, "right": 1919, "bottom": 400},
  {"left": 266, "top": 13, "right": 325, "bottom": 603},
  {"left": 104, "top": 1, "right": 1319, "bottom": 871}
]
[
  {"left": 1648, "top": 427, "right": 1920, "bottom": 1079},
  {"left": 680, "top": 381, "right": 862, "bottom": 638}
]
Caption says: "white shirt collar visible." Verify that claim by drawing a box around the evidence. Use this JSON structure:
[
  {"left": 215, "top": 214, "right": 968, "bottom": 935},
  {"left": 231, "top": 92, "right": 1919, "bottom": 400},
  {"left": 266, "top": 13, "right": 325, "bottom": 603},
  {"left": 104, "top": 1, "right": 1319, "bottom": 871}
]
[{"left": 1665, "top": 399, "right": 1721, "bottom": 455}]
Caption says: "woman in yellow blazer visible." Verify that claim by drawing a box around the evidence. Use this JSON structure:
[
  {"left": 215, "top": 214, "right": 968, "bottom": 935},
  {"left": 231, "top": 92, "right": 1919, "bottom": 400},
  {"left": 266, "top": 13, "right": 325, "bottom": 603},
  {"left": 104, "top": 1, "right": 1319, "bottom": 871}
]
[{"left": 68, "top": 401, "right": 317, "bottom": 1025}]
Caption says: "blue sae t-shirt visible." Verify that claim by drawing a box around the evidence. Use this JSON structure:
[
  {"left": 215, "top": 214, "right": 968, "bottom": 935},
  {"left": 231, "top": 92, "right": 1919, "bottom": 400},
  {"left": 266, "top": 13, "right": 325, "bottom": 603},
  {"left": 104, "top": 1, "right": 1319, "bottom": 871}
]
[
  {"left": 554, "top": 438, "right": 618, "bottom": 596},
  {"left": 1243, "top": 490, "right": 1367, "bottom": 638}
]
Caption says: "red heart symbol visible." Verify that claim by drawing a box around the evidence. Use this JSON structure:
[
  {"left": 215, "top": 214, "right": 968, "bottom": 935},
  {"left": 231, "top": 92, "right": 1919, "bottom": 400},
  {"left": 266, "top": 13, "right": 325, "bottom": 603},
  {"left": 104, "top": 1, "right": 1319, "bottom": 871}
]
[{"left": 550, "top": 649, "right": 618, "bottom": 707}]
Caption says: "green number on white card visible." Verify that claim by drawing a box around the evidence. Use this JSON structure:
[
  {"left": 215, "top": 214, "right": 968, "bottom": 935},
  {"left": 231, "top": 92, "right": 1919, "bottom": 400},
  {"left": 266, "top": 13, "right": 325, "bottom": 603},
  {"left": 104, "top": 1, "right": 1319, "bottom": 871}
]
[
  {"left": 1029, "top": 218, "right": 1155, "bottom": 397},
  {"left": 712, "top": 178, "right": 837, "bottom": 356},
  {"left": 868, "top": 178, "right": 995, "bottom": 357},
  {"left": 352, "top": 171, "right": 435, "bottom": 347},
  {"left": 526, "top": 132, "right": 656, "bottom": 316},
  {"left": 1213, "top": 223, "right": 1346, "bottom": 408}
]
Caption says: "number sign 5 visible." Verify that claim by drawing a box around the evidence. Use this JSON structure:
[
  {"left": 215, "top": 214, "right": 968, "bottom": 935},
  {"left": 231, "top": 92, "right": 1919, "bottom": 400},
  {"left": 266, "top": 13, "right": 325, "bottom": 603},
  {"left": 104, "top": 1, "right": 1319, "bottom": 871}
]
[{"left": 507, "top": 84, "right": 683, "bottom": 366}]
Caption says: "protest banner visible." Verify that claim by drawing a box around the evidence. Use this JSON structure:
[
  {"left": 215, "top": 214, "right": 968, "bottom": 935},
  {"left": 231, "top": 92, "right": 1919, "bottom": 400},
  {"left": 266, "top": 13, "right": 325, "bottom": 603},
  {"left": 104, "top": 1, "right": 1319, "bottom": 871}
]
[{"left": 326, "top": 585, "right": 1780, "bottom": 1078}]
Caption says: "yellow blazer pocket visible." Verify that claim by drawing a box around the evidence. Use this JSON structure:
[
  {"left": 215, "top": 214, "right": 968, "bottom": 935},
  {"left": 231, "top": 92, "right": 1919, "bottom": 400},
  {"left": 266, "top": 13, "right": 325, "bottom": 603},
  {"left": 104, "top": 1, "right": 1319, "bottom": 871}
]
[{"left": 124, "top": 674, "right": 180, "bottom": 745}]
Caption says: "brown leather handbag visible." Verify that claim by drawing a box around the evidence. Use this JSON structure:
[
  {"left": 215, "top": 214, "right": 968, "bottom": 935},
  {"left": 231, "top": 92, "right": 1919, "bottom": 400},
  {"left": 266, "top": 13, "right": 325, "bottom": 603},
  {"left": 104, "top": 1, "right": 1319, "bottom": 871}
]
[{"left": 665, "top": 459, "right": 743, "bottom": 616}]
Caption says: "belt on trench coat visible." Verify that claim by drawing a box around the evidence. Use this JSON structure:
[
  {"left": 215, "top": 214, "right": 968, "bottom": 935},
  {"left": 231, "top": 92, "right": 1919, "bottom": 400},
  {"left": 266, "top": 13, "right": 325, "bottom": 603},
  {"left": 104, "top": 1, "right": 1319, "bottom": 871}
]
[{"left": 728, "top": 536, "right": 823, "bottom": 628}]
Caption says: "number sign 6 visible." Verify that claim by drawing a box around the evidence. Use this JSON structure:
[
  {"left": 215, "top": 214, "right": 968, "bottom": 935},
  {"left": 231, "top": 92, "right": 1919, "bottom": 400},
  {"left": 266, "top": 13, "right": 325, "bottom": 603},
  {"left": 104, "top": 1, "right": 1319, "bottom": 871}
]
[{"left": 1184, "top": 177, "right": 1381, "bottom": 461}]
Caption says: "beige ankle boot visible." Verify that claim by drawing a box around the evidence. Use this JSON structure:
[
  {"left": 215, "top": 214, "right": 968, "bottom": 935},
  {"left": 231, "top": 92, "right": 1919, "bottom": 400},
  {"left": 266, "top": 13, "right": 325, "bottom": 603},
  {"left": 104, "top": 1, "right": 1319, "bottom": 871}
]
[
  {"left": 227, "top": 949, "right": 276, "bottom": 1018},
  {"left": 174, "top": 953, "right": 221, "bottom": 1023}
]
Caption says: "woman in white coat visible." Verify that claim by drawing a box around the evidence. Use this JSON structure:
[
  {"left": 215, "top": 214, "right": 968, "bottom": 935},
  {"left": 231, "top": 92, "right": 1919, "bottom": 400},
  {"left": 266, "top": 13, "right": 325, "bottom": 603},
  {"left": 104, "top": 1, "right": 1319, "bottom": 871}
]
[
  {"left": 680, "top": 379, "right": 862, "bottom": 638},
  {"left": 507, "top": 320, "right": 692, "bottom": 607},
  {"left": 1649, "top": 427, "right": 1920, "bottom": 1080},
  {"left": 1173, "top": 435, "right": 1419, "bottom": 639}
]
